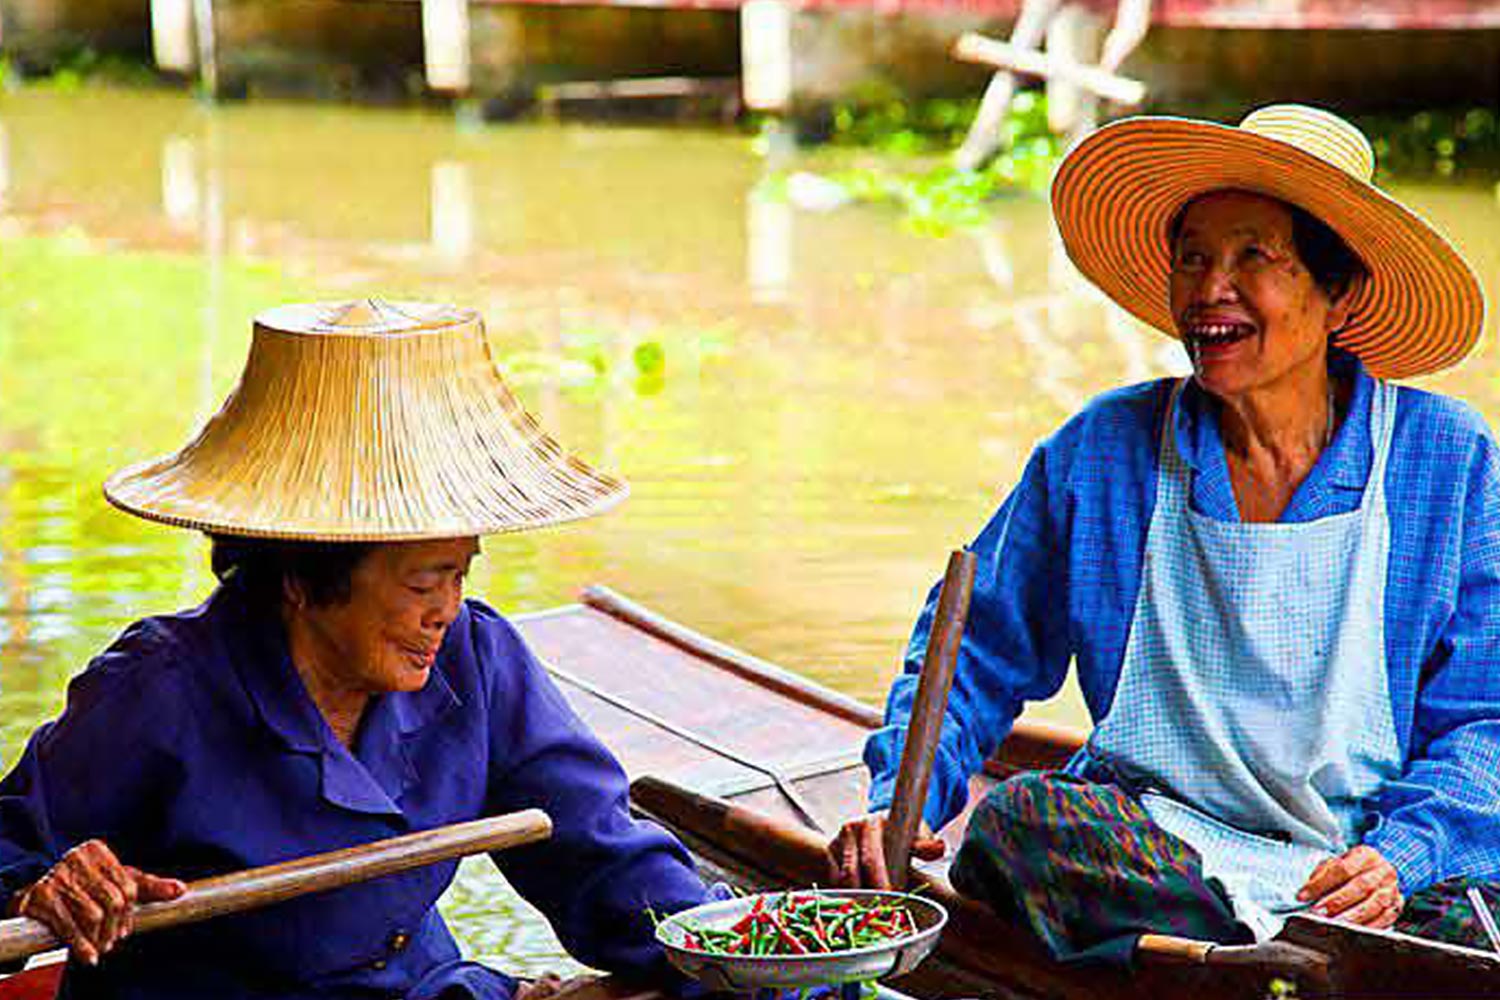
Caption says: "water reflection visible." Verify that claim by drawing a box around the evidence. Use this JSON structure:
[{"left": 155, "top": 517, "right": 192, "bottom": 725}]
[
  {"left": 0, "top": 88, "right": 1496, "bottom": 974},
  {"left": 746, "top": 190, "right": 792, "bottom": 304},
  {"left": 431, "top": 160, "right": 474, "bottom": 260},
  {"left": 161, "top": 136, "right": 200, "bottom": 230},
  {"left": 0, "top": 122, "right": 9, "bottom": 209}
]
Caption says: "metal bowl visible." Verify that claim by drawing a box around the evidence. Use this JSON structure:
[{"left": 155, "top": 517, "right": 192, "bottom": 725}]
[{"left": 655, "top": 889, "right": 948, "bottom": 991}]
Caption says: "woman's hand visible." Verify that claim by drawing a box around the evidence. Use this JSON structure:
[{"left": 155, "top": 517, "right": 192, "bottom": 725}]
[
  {"left": 1296, "top": 845, "right": 1403, "bottom": 929},
  {"left": 9, "top": 840, "right": 186, "bottom": 966},
  {"left": 828, "top": 812, "right": 946, "bottom": 889}
]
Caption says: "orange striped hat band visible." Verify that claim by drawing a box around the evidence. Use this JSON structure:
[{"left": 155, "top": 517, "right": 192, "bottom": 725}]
[{"left": 1051, "top": 104, "right": 1485, "bottom": 380}]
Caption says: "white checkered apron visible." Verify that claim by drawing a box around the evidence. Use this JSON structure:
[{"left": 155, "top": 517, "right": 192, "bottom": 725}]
[{"left": 1087, "top": 378, "right": 1403, "bottom": 939}]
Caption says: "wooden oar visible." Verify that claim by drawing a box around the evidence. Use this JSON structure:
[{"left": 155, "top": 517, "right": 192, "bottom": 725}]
[
  {"left": 0, "top": 809, "right": 551, "bottom": 965},
  {"left": 881, "top": 549, "right": 976, "bottom": 890}
]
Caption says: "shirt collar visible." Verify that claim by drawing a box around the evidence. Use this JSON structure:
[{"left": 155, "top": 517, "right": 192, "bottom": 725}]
[
  {"left": 219, "top": 579, "right": 464, "bottom": 816},
  {"left": 1172, "top": 350, "right": 1377, "bottom": 515}
]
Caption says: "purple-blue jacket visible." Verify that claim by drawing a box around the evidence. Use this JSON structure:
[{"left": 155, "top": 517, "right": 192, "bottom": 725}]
[{"left": 0, "top": 577, "right": 707, "bottom": 998}]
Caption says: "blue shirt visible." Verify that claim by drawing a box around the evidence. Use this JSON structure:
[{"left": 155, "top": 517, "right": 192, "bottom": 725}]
[
  {"left": 0, "top": 578, "right": 707, "bottom": 999},
  {"left": 866, "top": 353, "right": 1500, "bottom": 895}
]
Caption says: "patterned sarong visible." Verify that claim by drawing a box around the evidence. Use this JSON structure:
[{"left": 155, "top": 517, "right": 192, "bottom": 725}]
[
  {"left": 950, "top": 771, "right": 1251, "bottom": 965},
  {"left": 951, "top": 771, "right": 1500, "bottom": 966}
]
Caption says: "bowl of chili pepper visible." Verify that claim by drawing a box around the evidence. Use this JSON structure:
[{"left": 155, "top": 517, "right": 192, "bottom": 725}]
[{"left": 654, "top": 889, "right": 948, "bottom": 990}]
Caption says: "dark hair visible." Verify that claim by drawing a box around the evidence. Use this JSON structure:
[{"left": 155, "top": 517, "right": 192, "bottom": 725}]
[
  {"left": 1168, "top": 193, "right": 1368, "bottom": 301},
  {"left": 210, "top": 535, "right": 377, "bottom": 609}
]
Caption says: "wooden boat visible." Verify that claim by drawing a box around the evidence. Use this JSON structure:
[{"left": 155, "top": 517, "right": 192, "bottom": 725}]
[
  {"left": 4, "top": 585, "right": 1500, "bottom": 997},
  {"left": 521, "top": 587, "right": 1500, "bottom": 999}
]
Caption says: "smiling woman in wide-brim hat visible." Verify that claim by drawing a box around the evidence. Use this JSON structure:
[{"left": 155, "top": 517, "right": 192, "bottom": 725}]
[
  {"left": 838, "top": 104, "right": 1500, "bottom": 965},
  {"left": 0, "top": 298, "right": 710, "bottom": 998},
  {"left": 1052, "top": 103, "right": 1484, "bottom": 379}
]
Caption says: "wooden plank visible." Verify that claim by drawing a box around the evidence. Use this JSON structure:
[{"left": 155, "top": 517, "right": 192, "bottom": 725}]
[
  {"left": 449, "top": 0, "right": 1500, "bottom": 29},
  {"left": 953, "top": 32, "right": 1147, "bottom": 105}
]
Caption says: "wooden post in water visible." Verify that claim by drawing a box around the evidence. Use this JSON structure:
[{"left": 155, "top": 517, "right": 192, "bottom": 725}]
[
  {"left": 151, "top": 0, "right": 196, "bottom": 73},
  {"left": 191, "top": 0, "right": 218, "bottom": 97},
  {"left": 423, "top": 0, "right": 471, "bottom": 93},
  {"left": 953, "top": 0, "right": 1056, "bottom": 172},
  {"left": 1045, "top": 4, "right": 1104, "bottom": 138},
  {"left": 740, "top": 0, "right": 792, "bottom": 114}
]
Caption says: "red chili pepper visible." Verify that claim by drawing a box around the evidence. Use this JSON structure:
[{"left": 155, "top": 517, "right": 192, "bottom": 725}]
[
  {"left": 684, "top": 934, "right": 702, "bottom": 951},
  {"left": 773, "top": 921, "right": 808, "bottom": 954}
]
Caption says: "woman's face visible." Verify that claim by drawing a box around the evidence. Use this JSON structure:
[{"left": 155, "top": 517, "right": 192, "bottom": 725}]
[
  {"left": 296, "top": 537, "right": 479, "bottom": 696},
  {"left": 1168, "top": 191, "right": 1345, "bottom": 400}
]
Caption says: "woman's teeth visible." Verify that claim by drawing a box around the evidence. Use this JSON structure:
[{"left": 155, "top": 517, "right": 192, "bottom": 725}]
[{"left": 1189, "top": 322, "right": 1253, "bottom": 346}]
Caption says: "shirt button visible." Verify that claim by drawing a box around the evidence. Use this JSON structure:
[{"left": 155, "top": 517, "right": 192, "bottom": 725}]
[{"left": 389, "top": 930, "right": 410, "bottom": 952}]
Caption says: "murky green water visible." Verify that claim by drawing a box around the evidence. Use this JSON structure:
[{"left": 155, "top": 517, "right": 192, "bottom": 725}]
[{"left": 1, "top": 87, "right": 1497, "bottom": 975}]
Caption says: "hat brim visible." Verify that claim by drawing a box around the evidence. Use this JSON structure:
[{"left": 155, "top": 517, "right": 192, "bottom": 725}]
[{"left": 1051, "top": 117, "right": 1485, "bottom": 379}]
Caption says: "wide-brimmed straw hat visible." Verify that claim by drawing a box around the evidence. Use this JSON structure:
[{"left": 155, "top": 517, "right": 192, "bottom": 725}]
[
  {"left": 104, "top": 299, "right": 627, "bottom": 541},
  {"left": 1051, "top": 103, "right": 1485, "bottom": 379}
]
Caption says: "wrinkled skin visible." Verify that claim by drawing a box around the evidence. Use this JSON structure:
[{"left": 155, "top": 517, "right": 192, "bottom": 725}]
[
  {"left": 1298, "top": 845, "right": 1403, "bottom": 930},
  {"left": 8, "top": 840, "right": 185, "bottom": 965}
]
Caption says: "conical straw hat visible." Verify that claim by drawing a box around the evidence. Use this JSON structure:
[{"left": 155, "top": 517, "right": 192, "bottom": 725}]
[
  {"left": 1051, "top": 104, "right": 1485, "bottom": 379},
  {"left": 105, "top": 299, "right": 627, "bottom": 541}
]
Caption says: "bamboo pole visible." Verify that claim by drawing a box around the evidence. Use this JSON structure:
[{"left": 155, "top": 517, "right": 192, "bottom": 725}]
[
  {"left": 953, "top": 33, "right": 1146, "bottom": 106},
  {"left": 0, "top": 810, "right": 551, "bottom": 965},
  {"left": 880, "top": 550, "right": 976, "bottom": 889},
  {"left": 954, "top": 0, "right": 1058, "bottom": 172}
]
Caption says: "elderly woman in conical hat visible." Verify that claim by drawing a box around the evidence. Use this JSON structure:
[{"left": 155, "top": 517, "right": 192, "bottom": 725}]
[
  {"left": 0, "top": 301, "right": 711, "bottom": 997},
  {"left": 832, "top": 105, "right": 1500, "bottom": 959}
]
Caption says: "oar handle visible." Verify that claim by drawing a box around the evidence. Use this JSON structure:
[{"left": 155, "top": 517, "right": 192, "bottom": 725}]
[
  {"left": 1137, "top": 933, "right": 1333, "bottom": 986},
  {"left": 0, "top": 809, "right": 551, "bottom": 965},
  {"left": 881, "top": 550, "right": 976, "bottom": 889}
]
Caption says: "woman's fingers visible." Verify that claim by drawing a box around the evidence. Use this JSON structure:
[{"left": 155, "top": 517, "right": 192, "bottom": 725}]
[
  {"left": 18, "top": 880, "right": 95, "bottom": 966},
  {"left": 15, "top": 841, "right": 181, "bottom": 965},
  {"left": 856, "top": 817, "right": 891, "bottom": 889},
  {"left": 126, "top": 867, "right": 187, "bottom": 903},
  {"left": 69, "top": 841, "right": 141, "bottom": 953},
  {"left": 1328, "top": 883, "right": 1403, "bottom": 926},
  {"left": 1301, "top": 845, "right": 1400, "bottom": 923},
  {"left": 829, "top": 815, "right": 892, "bottom": 888}
]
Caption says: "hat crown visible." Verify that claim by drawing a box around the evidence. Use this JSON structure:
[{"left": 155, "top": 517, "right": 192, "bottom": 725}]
[
  {"left": 1239, "top": 104, "right": 1375, "bottom": 183},
  {"left": 260, "top": 298, "right": 471, "bottom": 337}
]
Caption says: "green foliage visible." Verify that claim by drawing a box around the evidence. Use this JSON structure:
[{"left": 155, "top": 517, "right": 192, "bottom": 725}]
[
  {"left": 826, "top": 89, "right": 1053, "bottom": 157},
  {"left": 1358, "top": 108, "right": 1500, "bottom": 182},
  {"left": 1265, "top": 977, "right": 1300, "bottom": 1000},
  {"left": 16, "top": 47, "right": 158, "bottom": 92},
  {"left": 758, "top": 90, "right": 1060, "bottom": 235}
]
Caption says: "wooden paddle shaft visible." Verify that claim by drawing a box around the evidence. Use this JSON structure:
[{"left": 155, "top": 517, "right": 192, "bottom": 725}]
[
  {"left": 952, "top": 33, "right": 1147, "bottom": 106},
  {"left": 882, "top": 550, "right": 976, "bottom": 889},
  {"left": 0, "top": 809, "right": 551, "bottom": 965}
]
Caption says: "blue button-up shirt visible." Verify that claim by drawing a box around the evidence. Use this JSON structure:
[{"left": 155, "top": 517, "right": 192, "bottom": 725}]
[
  {"left": 0, "top": 578, "right": 707, "bottom": 998},
  {"left": 867, "top": 353, "right": 1500, "bottom": 895}
]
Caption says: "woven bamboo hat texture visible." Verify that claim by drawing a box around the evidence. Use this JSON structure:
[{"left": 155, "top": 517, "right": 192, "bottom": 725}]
[
  {"left": 104, "top": 299, "right": 627, "bottom": 541},
  {"left": 1051, "top": 103, "right": 1485, "bottom": 379}
]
